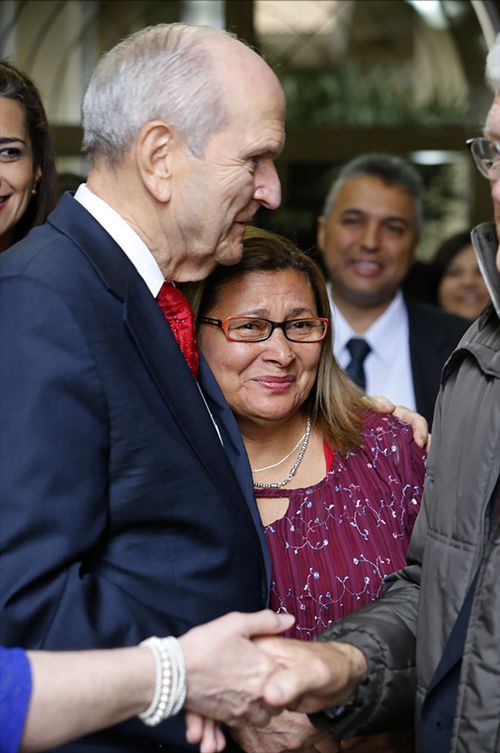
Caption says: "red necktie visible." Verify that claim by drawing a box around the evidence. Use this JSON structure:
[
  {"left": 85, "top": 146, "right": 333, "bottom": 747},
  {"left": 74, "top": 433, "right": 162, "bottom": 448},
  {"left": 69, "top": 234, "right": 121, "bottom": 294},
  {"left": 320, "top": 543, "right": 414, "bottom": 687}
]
[{"left": 156, "top": 282, "right": 199, "bottom": 378}]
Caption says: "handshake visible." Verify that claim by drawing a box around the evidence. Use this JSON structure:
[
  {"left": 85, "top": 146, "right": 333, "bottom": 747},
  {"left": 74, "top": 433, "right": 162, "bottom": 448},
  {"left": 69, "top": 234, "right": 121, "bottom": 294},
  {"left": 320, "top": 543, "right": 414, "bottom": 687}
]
[
  {"left": 178, "top": 609, "right": 367, "bottom": 753},
  {"left": 21, "top": 608, "right": 373, "bottom": 753}
]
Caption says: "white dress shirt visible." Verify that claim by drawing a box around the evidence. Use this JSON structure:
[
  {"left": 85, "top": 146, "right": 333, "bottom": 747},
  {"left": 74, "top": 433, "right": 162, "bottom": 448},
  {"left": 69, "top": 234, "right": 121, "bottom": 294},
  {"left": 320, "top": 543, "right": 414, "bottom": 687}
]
[
  {"left": 74, "top": 184, "right": 165, "bottom": 296},
  {"left": 327, "top": 284, "right": 416, "bottom": 410}
]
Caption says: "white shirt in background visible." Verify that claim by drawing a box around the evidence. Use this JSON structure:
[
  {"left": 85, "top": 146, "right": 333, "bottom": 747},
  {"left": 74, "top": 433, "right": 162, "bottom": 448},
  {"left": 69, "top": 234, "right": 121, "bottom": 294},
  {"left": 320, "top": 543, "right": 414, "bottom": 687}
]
[{"left": 327, "top": 284, "right": 416, "bottom": 410}]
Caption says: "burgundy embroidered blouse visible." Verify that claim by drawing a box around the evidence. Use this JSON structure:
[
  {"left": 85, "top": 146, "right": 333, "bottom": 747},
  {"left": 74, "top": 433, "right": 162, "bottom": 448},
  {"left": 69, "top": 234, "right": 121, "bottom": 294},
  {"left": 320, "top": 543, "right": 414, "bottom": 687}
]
[{"left": 258, "top": 411, "right": 426, "bottom": 640}]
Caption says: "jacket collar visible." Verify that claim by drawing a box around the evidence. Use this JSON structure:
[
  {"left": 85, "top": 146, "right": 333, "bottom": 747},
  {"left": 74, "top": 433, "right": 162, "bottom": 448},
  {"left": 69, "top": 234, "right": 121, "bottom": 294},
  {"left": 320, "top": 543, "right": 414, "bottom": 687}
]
[
  {"left": 48, "top": 192, "right": 131, "bottom": 300},
  {"left": 471, "top": 223, "right": 500, "bottom": 319},
  {"left": 443, "top": 222, "right": 500, "bottom": 381}
]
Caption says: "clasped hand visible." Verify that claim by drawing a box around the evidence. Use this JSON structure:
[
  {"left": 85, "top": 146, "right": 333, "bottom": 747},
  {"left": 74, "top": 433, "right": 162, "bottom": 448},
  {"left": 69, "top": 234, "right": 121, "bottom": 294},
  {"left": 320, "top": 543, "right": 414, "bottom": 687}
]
[{"left": 180, "top": 613, "right": 366, "bottom": 753}]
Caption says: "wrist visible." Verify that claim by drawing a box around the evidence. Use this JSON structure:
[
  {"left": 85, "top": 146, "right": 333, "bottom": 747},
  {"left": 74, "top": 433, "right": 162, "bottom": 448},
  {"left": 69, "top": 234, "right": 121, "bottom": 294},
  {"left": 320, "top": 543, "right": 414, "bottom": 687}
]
[
  {"left": 312, "top": 643, "right": 367, "bottom": 726},
  {"left": 318, "top": 641, "right": 367, "bottom": 707},
  {"left": 135, "top": 645, "right": 158, "bottom": 713},
  {"left": 137, "top": 636, "right": 186, "bottom": 726},
  {"left": 338, "top": 643, "right": 368, "bottom": 703}
]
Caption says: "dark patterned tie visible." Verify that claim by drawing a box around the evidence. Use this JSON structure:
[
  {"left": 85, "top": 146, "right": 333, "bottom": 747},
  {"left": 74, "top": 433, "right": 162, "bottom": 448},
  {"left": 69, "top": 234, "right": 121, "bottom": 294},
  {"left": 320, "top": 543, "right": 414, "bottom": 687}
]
[
  {"left": 157, "top": 282, "right": 199, "bottom": 378},
  {"left": 345, "top": 337, "right": 371, "bottom": 390}
]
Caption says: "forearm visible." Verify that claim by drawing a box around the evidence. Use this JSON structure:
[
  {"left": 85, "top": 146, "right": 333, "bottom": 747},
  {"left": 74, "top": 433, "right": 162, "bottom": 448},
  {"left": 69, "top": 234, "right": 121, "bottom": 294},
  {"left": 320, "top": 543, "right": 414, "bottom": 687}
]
[
  {"left": 311, "top": 576, "right": 419, "bottom": 739},
  {"left": 21, "top": 646, "right": 156, "bottom": 752}
]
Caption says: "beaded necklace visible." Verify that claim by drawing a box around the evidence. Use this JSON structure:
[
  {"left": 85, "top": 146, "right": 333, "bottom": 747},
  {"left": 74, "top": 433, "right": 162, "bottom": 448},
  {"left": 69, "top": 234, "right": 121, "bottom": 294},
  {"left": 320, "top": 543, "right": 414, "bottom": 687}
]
[
  {"left": 253, "top": 423, "right": 309, "bottom": 473},
  {"left": 253, "top": 418, "right": 311, "bottom": 489}
]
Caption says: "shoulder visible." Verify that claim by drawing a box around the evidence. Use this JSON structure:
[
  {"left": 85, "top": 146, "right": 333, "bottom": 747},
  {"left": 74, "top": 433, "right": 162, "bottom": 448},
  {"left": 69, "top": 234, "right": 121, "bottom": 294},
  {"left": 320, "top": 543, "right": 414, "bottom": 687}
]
[
  {"left": 359, "top": 410, "right": 426, "bottom": 477},
  {"left": 0, "top": 238, "right": 91, "bottom": 327},
  {"left": 405, "top": 295, "right": 470, "bottom": 338},
  {"left": 361, "top": 408, "right": 412, "bottom": 440},
  {"left": 0, "top": 193, "right": 98, "bottom": 280},
  {"left": 0, "top": 224, "right": 81, "bottom": 294},
  {"left": 0, "top": 224, "right": 59, "bottom": 273},
  {"left": 442, "top": 303, "right": 500, "bottom": 382}
]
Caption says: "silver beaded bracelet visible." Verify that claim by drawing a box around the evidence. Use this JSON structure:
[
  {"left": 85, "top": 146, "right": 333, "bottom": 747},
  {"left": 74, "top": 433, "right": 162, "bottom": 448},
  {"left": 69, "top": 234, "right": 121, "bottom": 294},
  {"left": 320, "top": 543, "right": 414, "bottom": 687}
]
[{"left": 138, "top": 636, "right": 186, "bottom": 726}]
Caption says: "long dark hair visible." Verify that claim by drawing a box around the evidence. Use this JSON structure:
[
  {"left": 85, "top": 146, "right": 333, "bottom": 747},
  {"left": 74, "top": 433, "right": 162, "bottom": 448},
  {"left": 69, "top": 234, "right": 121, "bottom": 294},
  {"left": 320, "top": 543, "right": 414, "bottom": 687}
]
[
  {"left": 0, "top": 60, "right": 57, "bottom": 242},
  {"left": 428, "top": 230, "right": 473, "bottom": 305}
]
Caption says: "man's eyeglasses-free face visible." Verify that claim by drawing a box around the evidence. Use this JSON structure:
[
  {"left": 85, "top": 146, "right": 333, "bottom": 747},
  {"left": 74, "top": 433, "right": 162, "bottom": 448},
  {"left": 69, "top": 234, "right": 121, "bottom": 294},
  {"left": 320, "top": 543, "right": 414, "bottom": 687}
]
[
  {"left": 199, "top": 315, "right": 329, "bottom": 343},
  {"left": 466, "top": 137, "right": 500, "bottom": 181}
]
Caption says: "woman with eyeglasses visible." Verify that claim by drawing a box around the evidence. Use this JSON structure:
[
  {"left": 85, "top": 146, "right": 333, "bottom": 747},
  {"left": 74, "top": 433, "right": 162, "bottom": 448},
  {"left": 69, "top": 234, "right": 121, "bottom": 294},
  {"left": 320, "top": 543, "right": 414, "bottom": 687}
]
[{"left": 196, "top": 226, "right": 425, "bottom": 753}]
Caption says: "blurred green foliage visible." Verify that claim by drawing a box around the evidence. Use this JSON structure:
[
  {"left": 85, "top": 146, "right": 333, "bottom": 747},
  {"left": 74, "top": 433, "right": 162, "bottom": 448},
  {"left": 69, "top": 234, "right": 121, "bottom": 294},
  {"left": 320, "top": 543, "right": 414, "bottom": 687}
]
[{"left": 278, "top": 63, "right": 466, "bottom": 127}]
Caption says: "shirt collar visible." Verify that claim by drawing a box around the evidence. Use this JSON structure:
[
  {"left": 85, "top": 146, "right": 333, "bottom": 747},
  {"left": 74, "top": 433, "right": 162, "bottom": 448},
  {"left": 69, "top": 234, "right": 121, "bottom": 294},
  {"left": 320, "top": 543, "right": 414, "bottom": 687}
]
[
  {"left": 328, "top": 285, "right": 408, "bottom": 365},
  {"left": 74, "top": 184, "right": 165, "bottom": 297}
]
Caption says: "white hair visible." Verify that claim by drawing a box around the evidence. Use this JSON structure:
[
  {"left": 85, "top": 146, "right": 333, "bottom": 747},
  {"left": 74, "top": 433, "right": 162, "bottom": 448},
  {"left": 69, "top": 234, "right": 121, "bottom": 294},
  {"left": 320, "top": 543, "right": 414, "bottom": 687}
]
[
  {"left": 82, "top": 23, "right": 236, "bottom": 164},
  {"left": 486, "top": 33, "right": 500, "bottom": 94}
]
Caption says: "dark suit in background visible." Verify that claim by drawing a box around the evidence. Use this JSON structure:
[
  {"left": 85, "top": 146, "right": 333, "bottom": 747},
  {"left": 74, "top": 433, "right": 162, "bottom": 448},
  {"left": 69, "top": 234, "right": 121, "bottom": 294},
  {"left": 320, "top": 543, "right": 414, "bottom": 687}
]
[{"left": 406, "top": 296, "right": 469, "bottom": 425}]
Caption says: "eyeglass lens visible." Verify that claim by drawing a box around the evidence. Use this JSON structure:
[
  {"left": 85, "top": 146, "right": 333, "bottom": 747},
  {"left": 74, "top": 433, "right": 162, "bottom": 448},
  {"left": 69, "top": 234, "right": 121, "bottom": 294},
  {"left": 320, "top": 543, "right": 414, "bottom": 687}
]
[
  {"left": 226, "top": 317, "right": 326, "bottom": 342},
  {"left": 470, "top": 138, "right": 500, "bottom": 180}
]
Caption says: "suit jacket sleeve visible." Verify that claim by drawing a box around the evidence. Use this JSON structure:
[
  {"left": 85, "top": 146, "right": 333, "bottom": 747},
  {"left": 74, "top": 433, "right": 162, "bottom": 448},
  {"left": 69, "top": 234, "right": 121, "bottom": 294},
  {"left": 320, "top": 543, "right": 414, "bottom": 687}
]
[{"left": 0, "top": 275, "right": 150, "bottom": 648}]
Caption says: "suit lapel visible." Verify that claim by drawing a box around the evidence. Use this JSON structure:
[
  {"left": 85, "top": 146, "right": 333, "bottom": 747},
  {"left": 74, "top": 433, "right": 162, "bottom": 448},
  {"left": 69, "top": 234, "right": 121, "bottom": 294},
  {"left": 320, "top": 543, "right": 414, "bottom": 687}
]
[
  {"left": 48, "top": 195, "right": 267, "bottom": 565},
  {"left": 199, "top": 357, "right": 271, "bottom": 583}
]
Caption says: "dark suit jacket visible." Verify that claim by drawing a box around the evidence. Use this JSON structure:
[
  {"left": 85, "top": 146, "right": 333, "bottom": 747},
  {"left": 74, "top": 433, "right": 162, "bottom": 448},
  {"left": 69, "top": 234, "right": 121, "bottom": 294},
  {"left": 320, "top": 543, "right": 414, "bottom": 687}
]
[
  {"left": 406, "top": 295, "right": 470, "bottom": 427},
  {"left": 0, "top": 194, "right": 270, "bottom": 752}
]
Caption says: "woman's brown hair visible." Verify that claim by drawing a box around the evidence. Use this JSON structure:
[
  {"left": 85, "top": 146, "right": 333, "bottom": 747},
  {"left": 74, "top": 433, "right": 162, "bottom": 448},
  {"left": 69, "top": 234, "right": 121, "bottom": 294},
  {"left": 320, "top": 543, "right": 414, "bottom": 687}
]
[{"left": 197, "top": 226, "right": 370, "bottom": 454}]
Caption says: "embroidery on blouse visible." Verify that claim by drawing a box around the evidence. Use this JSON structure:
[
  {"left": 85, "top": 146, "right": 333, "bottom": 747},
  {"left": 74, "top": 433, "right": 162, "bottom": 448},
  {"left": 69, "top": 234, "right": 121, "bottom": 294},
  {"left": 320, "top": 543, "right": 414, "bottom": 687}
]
[{"left": 263, "top": 414, "right": 425, "bottom": 639}]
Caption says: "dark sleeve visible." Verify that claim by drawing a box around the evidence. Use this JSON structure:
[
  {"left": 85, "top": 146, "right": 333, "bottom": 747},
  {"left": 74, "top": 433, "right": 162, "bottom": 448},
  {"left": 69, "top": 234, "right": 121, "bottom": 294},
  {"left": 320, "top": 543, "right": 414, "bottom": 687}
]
[
  {"left": 309, "top": 566, "right": 421, "bottom": 739},
  {"left": 309, "top": 414, "right": 429, "bottom": 739},
  {"left": 0, "top": 276, "right": 110, "bottom": 648},
  {"left": 0, "top": 647, "right": 32, "bottom": 753}
]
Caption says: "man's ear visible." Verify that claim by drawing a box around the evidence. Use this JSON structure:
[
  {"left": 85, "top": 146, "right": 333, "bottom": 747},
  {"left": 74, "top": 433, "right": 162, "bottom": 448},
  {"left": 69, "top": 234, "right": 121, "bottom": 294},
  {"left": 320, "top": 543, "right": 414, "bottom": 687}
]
[
  {"left": 317, "top": 215, "right": 326, "bottom": 252},
  {"left": 135, "top": 121, "right": 174, "bottom": 203}
]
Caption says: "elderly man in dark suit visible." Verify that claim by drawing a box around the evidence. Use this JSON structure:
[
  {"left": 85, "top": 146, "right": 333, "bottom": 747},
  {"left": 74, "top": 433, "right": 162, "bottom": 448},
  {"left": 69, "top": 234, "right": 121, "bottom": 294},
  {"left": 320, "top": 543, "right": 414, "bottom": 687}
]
[
  {"left": 0, "top": 23, "right": 292, "bottom": 753},
  {"left": 317, "top": 153, "right": 469, "bottom": 425}
]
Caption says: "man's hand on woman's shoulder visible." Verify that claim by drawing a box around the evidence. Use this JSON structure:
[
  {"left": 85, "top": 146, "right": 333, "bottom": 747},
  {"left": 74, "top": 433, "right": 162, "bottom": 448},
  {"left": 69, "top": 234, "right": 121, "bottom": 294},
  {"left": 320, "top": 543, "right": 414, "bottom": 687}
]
[{"left": 367, "top": 396, "right": 430, "bottom": 450}]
